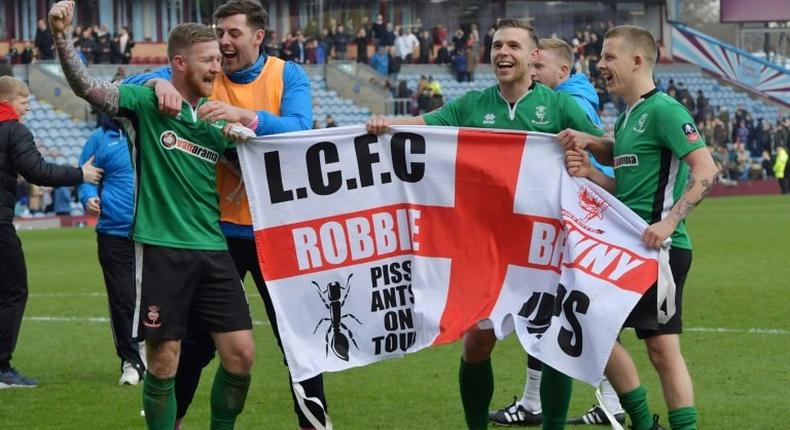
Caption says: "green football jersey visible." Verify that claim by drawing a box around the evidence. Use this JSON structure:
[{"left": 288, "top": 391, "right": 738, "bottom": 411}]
[
  {"left": 116, "top": 84, "right": 232, "bottom": 250},
  {"left": 612, "top": 89, "right": 706, "bottom": 250},
  {"left": 423, "top": 82, "right": 605, "bottom": 136}
]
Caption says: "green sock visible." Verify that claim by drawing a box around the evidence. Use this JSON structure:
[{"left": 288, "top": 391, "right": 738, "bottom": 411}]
[
  {"left": 210, "top": 365, "right": 251, "bottom": 430},
  {"left": 459, "top": 357, "right": 493, "bottom": 430},
  {"left": 619, "top": 385, "right": 653, "bottom": 430},
  {"left": 142, "top": 372, "right": 176, "bottom": 430},
  {"left": 539, "top": 364, "right": 572, "bottom": 430},
  {"left": 668, "top": 406, "right": 698, "bottom": 430}
]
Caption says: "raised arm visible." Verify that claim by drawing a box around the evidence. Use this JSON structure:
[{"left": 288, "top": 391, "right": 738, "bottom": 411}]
[{"left": 50, "top": 1, "right": 119, "bottom": 117}]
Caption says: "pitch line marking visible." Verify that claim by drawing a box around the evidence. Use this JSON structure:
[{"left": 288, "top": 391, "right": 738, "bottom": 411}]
[
  {"left": 22, "top": 317, "right": 785, "bottom": 335},
  {"left": 25, "top": 316, "right": 271, "bottom": 326}
]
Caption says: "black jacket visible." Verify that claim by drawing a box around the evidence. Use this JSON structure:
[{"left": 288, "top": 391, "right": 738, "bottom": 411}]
[{"left": 1, "top": 120, "right": 83, "bottom": 223}]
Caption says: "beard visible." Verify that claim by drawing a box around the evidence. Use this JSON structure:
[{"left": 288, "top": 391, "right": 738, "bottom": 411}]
[{"left": 185, "top": 68, "right": 215, "bottom": 98}]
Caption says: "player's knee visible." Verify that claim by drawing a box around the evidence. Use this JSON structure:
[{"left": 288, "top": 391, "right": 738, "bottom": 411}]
[
  {"left": 144, "top": 339, "right": 180, "bottom": 378},
  {"left": 462, "top": 329, "right": 496, "bottom": 363},
  {"left": 645, "top": 336, "right": 682, "bottom": 372},
  {"left": 221, "top": 343, "right": 255, "bottom": 375}
]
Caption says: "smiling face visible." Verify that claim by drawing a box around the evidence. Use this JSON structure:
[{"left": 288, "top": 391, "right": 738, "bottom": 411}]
[
  {"left": 182, "top": 41, "right": 223, "bottom": 98},
  {"left": 216, "top": 13, "right": 264, "bottom": 73},
  {"left": 491, "top": 27, "right": 537, "bottom": 86},
  {"left": 596, "top": 36, "right": 632, "bottom": 97},
  {"left": 531, "top": 49, "right": 568, "bottom": 89}
]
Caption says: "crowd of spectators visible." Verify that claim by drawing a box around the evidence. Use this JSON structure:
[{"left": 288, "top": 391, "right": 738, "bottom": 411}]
[
  {"left": 2, "top": 19, "right": 134, "bottom": 65},
  {"left": 4, "top": 15, "right": 788, "bottom": 193}
]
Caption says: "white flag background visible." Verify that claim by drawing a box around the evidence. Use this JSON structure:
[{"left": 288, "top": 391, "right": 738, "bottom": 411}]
[{"left": 238, "top": 125, "right": 658, "bottom": 386}]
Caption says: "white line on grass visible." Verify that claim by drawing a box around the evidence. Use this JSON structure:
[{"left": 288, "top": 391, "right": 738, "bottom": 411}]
[
  {"left": 23, "top": 317, "right": 785, "bottom": 335},
  {"left": 30, "top": 292, "right": 265, "bottom": 298},
  {"left": 24, "top": 316, "right": 270, "bottom": 326}
]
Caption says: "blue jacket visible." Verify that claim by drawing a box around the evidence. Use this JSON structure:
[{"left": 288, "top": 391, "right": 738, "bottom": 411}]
[
  {"left": 123, "top": 54, "right": 313, "bottom": 238},
  {"left": 555, "top": 73, "right": 614, "bottom": 177},
  {"left": 371, "top": 52, "right": 389, "bottom": 76},
  {"left": 77, "top": 118, "right": 134, "bottom": 237}
]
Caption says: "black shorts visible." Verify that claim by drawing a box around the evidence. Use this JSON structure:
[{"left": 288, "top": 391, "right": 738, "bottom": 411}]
[
  {"left": 133, "top": 243, "right": 253, "bottom": 340},
  {"left": 623, "top": 247, "right": 692, "bottom": 339}
]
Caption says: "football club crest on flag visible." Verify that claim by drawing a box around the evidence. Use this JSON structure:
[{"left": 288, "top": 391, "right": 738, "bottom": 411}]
[{"left": 238, "top": 126, "right": 659, "bottom": 389}]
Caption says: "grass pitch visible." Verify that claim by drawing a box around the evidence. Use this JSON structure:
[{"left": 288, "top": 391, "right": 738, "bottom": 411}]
[{"left": 1, "top": 195, "right": 788, "bottom": 429}]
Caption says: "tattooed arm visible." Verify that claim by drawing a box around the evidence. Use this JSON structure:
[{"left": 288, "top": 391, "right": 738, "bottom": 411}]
[
  {"left": 641, "top": 147, "right": 719, "bottom": 249},
  {"left": 50, "top": 1, "right": 119, "bottom": 117}
]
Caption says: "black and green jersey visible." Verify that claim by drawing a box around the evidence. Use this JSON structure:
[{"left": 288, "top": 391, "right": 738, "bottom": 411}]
[
  {"left": 423, "top": 82, "right": 605, "bottom": 136},
  {"left": 116, "top": 84, "right": 232, "bottom": 250},
  {"left": 613, "top": 89, "right": 706, "bottom": 250}
]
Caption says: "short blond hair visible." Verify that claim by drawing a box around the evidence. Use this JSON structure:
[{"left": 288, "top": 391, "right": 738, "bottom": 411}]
[
  {"left": 0, "top": 76, "right": 29, "bottom": 101},
  {"left": 604, "top": 25, "right": 658, "bottom": 66},
  {"left": 167, "top": 23, "right": 218, "bottom": 60},
  {"left": 537, "top": 38, "right": 574, "bottom": 67}
]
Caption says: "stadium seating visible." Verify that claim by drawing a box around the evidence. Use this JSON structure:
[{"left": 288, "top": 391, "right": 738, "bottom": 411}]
[
  {"left": 310, "top": 74, "right": 372, "bottom": 127},
  {"left": 25, "top": 95, "right": 96, "bottom": 168},
  {"left": 396, "top": 67, "right": 782, "bottom": 133}
]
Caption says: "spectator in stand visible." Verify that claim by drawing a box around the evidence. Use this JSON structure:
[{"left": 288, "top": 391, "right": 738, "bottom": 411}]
[
  {"left": 312, "top": 119, "right": 321, "bottom": 129},
  {"left": 53, "top": 186, "right": 72, "bottom": 215},
  {"left": 712, "top": 117, "right": 728, "bottom": 148},
  {"left": 680, "top": 94, "right": 695, "bottom": 116},
  {"left": 655, "top": 78, "right": 667, "bottom": 92},
  {"left": 20, "top": 44, "right": 34, "bottom": 65},
  {"left": 717, "top": 107, "right": 731, "bottom": 141},
  {"left": 466, "top": 46, "right": 477, "bottom": 81},
  {"left": 380, "top": 23, "right": 396, "bottom": 48},
  {"left": 387, "top": 46, "right": 401, "bottom": 81},
  {"left": 418, "top": 30, "right": 432, "bottom": 64},
  {"left": 452, "top": 48, "right": 467, "bottom": 82},
  {"left": 353, "top": 29, "right": 369, "bottom": 63},
  {"left": 293, "top": 31, "right": 306, "bottom": 64},
  {"left": 78, "top": 27, "right": 96, "bottom": 64},
  {"left": 732, "top": 142, "right": 751, "bottom": 181},
  {"left": 95, "top": 32, "right": 112, "bottom": 64},
  {"left": 115, "top": 26, "right": 134, "bottom": 64},
  {"left": 320, "top": 28, "right": 334, "bottom": 60},
  {"left": 451, "top": 28, "right": 466, "bottom": 55},
  {"left": 775, "top": 146, "right": 788, "bottom": 193},
  {"left": 325, "top": 114, "right": 337, "bottom": 128},
  {"left": 775, "top": 118, "right": 789, "bottom": 148},
  {"left": 34, "top": 19, "right": 55, "bottom": 60},
  {"left": 371, "top": 46, "right": 389, "bottom": 76},
  {"left": 482, "top": 26, "right": 495, "bottom": 64},
  {"left": 734, "top": 119, "right": 750, "bottom": 146},
  {"left": 433, "top": 24, "right": 448, "bottom": 44},
  {"left": 468, "top": 24, "right": 480, "bottom": 52},
  {"left": 371, "top": 14, "right": 386, "bottom": 47},
  {"left": 699, "top": 118, "right": 714, "bottom": 145},
  {"left": 333, "top": 25, "right": 350, "bottom": 60},
  {"left": 694, "top": 89, "right": 707, "bottom": 122},
  {"left": 676, "top": 81, "right": 691, "bottom": 101},
  {"left": 587, "top": 53, "right": 601, "bottom": 79},
  {"left": 435, "top": 40, "right": 451, "bottom": 65},
  {"left": 263, "top": 30, "right": 280, "bottom": 57},
  {"left": 395, "top": 26, "right": 419, "bottom": 64}
]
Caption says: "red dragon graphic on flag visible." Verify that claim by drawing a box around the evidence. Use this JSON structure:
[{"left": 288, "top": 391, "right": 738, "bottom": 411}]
[{"left": 578, "top": 186, "right": 609, "bottom": 222}]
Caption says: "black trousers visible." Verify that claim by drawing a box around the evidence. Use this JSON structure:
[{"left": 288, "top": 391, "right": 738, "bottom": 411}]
[
  {"left": 175, "top": 237, "right": 327, "bottom": 427},
  {"left": 96, "top": 233, "right": 145, "bottom": 374},
  {"left": 0, "top": 223, "right": 27, "bottom": 370}
]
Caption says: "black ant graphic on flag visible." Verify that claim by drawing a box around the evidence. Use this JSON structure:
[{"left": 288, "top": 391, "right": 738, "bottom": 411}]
[{"left": 313, "top": 274, "right": 362, "bottom": 361}]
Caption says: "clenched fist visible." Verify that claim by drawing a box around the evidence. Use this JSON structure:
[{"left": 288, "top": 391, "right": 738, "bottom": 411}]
[{"left": 48, "top": 1, "right": 75, "bottom": 36}]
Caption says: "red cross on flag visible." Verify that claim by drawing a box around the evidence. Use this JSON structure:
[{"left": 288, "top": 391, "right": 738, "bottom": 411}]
[{"left": 239, "top": 125, "right": 658, "bottom": 386}]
